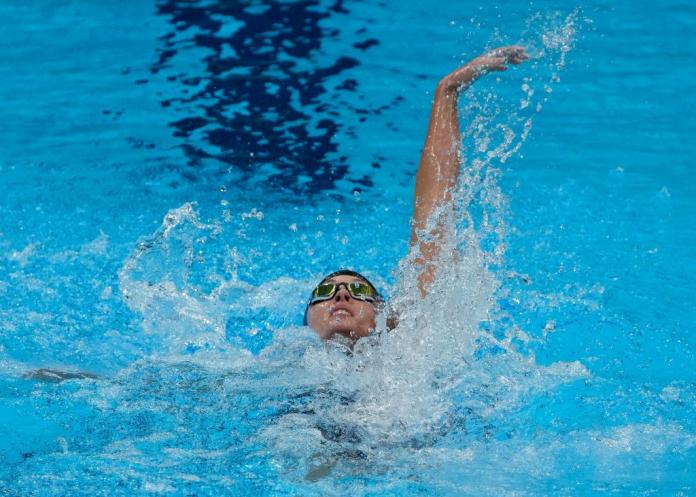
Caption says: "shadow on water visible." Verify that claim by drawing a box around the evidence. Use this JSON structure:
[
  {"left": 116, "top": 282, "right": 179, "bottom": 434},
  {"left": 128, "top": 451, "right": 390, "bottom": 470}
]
[{"left": 152, "top": 0, "right": 382, "bottom": 194}]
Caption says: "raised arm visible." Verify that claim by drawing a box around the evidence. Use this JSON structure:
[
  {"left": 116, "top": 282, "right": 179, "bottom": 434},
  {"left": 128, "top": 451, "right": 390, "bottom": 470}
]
[{"left": 411, "top": 46, "right": 528, "bottom": 295}]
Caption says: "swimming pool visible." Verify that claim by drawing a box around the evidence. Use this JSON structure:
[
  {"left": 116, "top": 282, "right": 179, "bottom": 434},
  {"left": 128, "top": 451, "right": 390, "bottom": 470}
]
[{"left": 1, "top": 0, "right": 694, "bottom": 495}]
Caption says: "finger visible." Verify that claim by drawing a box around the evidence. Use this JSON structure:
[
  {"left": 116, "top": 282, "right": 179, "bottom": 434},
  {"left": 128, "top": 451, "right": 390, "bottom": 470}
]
[
  {"left": 506, "top": 52, "right": 529, "bottom": 65},
  {"left": 508, "top": 56, "right": 527, "bottom": 65},
  {"left": 505, "top": 45, "right": 527, "bottom": 54},
  {"left": 500, "top": 46, "right": 528, "bottom": 60},
  {"left": 493, "top": 45, "right": 524, "bottom": 56}
]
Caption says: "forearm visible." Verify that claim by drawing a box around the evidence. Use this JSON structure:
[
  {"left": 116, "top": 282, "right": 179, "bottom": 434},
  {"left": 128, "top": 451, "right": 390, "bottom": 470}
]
[
  {"left": 409, "top": 46, "right": 528, "bottom": 296},
  {"left": 412, "top": 63, "right": 486, "bottom": 239},
  {"left": 410, "top": 83, "right": 463, "bottom": 294},
  {"left": 412, "top": 82, "right": 465, "bottom": 239}
]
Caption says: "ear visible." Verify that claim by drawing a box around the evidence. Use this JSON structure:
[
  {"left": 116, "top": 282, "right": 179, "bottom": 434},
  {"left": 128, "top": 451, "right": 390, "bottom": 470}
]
[
  {"left": 383, "top": 302, "right": 399, "bottom": 330},
  {"left": 386, "top": 313, "right": 399, "bottom": 331}
]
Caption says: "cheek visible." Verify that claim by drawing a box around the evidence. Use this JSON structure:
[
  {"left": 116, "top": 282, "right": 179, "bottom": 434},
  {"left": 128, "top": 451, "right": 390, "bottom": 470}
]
[{"left": 307, "top": 304, "right": 328, "bottom": 325}]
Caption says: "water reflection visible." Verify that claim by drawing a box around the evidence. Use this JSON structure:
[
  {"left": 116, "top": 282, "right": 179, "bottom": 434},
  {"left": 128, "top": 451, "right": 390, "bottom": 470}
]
[{"left": 152, "top": 0, "right": 376, "bottom": 193}]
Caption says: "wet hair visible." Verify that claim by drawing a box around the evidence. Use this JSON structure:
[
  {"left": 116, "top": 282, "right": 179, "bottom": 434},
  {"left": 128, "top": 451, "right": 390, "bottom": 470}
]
[{"left": 303, "top": 269, "right": 382, "bottom": 326}]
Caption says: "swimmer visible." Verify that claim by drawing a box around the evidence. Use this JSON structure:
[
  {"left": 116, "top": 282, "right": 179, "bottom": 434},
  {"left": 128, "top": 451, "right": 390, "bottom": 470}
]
[
  {"left": 25, "top": 47, "right": 527, "bottom": 382},
  {"left": 305, "top": 46, "right": 528, "bottom": 341}
]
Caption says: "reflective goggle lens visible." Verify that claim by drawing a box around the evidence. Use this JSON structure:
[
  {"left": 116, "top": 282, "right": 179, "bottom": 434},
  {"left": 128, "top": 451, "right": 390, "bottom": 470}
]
[
  {"left": 313, "top": 283, "right": 337, "bottom": 299},
  {"left": 310, "top": 282, "right": 376, "bottom": 304},
  {"left": 347, "top": 282, "right": 374, "bottom": 298}
]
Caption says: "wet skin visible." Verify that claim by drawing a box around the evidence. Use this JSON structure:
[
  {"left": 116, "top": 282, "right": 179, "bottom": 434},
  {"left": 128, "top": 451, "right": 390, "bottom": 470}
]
[{"left": 305, "top": 275, "right": 377, "bottom": 341}]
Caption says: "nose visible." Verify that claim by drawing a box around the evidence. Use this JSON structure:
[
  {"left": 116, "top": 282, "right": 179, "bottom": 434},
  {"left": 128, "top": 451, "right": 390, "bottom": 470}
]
[{"left": 333, "top": 284, "right": 353, "bottom": 302}]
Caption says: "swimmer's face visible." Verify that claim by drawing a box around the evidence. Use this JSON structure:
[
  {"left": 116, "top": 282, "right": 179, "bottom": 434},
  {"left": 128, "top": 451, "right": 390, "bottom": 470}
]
[{"left": 306, "top": 274, "right": 377, "bottom": 341}]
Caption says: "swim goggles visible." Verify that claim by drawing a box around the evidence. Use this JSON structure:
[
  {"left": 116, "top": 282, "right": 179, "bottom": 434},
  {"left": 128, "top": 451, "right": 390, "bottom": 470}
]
[{"left": 308, "top": 281, "right": 378, "bottom": 305}]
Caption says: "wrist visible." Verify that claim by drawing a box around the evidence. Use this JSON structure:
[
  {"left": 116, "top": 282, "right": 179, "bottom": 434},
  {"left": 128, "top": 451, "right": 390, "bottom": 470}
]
[{"left": 437, "top": 63, "right": 482, "bottom": 95}]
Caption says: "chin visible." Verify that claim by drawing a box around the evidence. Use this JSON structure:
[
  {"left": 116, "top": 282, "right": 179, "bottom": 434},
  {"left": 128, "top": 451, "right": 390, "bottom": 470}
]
[
  {"left": 315, "top": 326, "right": 350, "bottom": 340},
  {"left": 328, "top": 326, "right": 354, "bottom": 338},
  {"left": 310, "top": 319, "right": 371, "bottom": 341},
  {"left": 333, "top": 326, "right": 372, "bottom": 341}
]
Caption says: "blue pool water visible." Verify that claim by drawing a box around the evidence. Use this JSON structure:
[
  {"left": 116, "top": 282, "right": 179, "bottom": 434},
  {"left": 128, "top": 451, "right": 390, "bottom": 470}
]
[{"left": 1, "top": 0, "right": 695, "bottom": 495}]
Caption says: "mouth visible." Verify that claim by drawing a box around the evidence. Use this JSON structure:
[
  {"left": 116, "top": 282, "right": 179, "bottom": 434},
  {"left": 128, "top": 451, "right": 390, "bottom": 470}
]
[{"left": 330, "top": 307, "right": 353, "bottom": 319}]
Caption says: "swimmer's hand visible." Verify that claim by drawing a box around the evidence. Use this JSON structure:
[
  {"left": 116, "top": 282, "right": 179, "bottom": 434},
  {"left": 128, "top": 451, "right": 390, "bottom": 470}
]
[
  {"left": 24, "top": 368, "right": 100, "bottom": 383},
  {"left": 438, "top": 46, "right": 529, "bottom": 93}
]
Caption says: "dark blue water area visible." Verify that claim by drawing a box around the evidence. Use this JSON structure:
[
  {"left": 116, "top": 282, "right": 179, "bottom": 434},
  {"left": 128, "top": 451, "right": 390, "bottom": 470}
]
[{"left": 1, "top": 0, "right": 695, "bottom": 495}]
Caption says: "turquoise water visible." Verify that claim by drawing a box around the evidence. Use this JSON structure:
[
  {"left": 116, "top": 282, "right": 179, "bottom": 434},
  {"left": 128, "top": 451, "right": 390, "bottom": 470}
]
[{"left": 1, "top": 1, "right": 695, "bottom": 495}]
